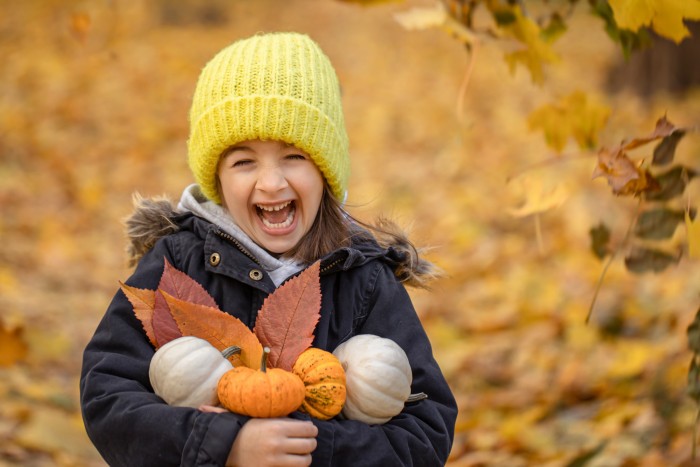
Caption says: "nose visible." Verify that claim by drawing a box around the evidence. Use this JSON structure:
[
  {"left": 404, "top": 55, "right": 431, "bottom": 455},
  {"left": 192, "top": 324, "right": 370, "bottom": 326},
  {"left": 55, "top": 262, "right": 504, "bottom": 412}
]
[{"left": 255, "top": 164, "right": 289, "bottom": 193}]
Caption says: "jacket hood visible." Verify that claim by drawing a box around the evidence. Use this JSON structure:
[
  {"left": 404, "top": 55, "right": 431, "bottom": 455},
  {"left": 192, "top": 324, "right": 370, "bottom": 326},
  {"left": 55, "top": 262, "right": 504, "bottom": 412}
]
[{"left": 124, "top": 194, "right": 439, "bottom": 288}]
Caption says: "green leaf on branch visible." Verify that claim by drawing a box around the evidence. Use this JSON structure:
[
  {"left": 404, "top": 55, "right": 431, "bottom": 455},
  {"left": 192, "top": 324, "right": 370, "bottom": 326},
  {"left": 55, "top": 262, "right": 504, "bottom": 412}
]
[
  {"left": 644, "top": 165, "right": 697, "bottom": 201},
  {"left": 652, "top": 129, "right": 686, "bottom": 165},
  {"left": 688, "top": 357, "right": 700, "bottom": 403},
  {"left": 688, "top": 307, "right": 700, "bottom": 354},
  {"left": 624, "top": 247, "right": 679, "bottom": 273},
  {"left": 589, "top": 223, "right": 611, "bottom": 259},
  {"left": 634, "top": 207, "right": 687, "bottom": 240}
]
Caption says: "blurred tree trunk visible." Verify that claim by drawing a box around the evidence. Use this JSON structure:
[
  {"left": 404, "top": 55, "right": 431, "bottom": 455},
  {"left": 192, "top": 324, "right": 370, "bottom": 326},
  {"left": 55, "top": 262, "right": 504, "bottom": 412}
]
[{"left": 607, "top": 22, "right": 700, "bottom": 97}]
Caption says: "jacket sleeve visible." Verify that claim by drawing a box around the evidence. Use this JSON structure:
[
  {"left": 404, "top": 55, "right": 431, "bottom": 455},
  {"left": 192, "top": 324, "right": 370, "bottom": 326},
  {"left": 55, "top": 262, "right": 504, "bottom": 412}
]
[
  {"left": 310, "top": 262, "right": 458, "bottom": 466},
  {"left": 79, "top": 236, "right": 248, "bottom": 467}
]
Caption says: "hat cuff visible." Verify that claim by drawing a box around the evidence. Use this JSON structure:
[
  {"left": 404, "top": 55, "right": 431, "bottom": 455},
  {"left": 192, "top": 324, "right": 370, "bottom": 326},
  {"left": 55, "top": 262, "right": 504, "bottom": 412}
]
[{"left": 188, "top": 95, "right": 349, "bottom": 204}]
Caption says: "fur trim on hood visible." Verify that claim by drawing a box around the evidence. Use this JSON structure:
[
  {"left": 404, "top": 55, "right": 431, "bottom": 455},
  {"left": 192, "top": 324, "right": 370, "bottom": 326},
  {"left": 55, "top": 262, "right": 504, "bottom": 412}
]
[{"left": 123, "top": 194, "right": 440, "bottom": 288}]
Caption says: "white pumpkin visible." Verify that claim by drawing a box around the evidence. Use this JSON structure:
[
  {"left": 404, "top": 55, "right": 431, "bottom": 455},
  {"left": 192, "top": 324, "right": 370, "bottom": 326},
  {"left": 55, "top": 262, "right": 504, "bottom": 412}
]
[
  {"left": 332, "top": 334, "right": 412, "bottom": 424},
  {"left": 149, "top": 336, "right": 235, "bottom": 408}
]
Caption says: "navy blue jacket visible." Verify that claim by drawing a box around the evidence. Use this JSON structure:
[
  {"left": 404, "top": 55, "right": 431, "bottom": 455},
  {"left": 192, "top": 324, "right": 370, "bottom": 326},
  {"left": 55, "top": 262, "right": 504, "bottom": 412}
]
[{"left": 80, "top": 210, "right": 457, "bottom": 466}]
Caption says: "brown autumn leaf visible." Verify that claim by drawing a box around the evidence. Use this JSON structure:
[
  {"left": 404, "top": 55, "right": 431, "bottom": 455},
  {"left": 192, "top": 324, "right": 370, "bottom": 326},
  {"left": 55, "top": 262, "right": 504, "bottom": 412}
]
[
  {"left": 254, "top": 261, "right": 322, "bottom": 371},
  {"left": 152, "top": 291, "right": 183, "bottom": 348},
  {"left": 591, "top": 147, "right": 659, "bottom": 196},
  {"left": 162, "top": 292, "right": 263, "bottom": 368},
  {"left": 120, "top": 282, "right": 157, "bottom": 347},
  {"left": 621, "top": 115, "right": 676, "bottom": 151}
]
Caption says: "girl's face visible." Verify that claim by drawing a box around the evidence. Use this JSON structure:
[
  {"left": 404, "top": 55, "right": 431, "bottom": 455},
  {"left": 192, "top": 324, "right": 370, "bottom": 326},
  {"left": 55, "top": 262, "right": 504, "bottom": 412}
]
[{"left": 217, "top": 139, "right": 324, "bottom": 255}]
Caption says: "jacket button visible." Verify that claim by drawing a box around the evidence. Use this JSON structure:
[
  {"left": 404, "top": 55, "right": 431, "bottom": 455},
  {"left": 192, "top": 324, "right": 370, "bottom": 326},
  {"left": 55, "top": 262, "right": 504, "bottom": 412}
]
[
  {"left": 249, "top": 269, "right": 263, "bottom": 281},
  {"left": 209, "top": 253, "right": 221, "bottom": 266}
]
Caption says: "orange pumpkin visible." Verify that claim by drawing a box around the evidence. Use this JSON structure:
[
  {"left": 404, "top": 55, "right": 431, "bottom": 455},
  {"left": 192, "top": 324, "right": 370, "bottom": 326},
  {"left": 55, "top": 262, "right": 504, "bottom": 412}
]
[
  {"left": 217, "top": 347, "right": 305, "bottom": 418},
  {"left": 292, "top": 348, "right": 346, "bottom": 420}
]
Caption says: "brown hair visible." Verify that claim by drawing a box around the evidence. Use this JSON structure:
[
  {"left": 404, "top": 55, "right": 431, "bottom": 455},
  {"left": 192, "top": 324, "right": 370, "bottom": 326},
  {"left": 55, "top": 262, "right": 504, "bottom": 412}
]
[
  {"left": 282, "top": 185, "right": 355, "bottom": 262},
  {"left": 285, "top": 185, "right": 440, "bottom": 289}
]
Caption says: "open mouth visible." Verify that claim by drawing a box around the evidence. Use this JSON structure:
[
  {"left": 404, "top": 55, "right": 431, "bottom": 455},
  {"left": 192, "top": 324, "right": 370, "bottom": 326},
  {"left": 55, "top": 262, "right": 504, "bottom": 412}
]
[{"left": 256, "top": 200, "right": 296, "bottom": 229}]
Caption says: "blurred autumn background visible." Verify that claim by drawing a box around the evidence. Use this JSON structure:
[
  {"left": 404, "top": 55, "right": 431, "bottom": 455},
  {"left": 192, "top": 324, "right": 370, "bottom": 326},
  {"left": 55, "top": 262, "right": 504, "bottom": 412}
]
[{"left": 1, "top": 0, "right": 699, "bottom": 465}]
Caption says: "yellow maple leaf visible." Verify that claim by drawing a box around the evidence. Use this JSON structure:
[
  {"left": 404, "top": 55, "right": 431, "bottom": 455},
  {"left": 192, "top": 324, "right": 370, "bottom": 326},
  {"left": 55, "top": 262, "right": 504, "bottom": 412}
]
[
  {"left": 500, "top": 6, "right": 559, "bottom": 84},
  {"left": 687, "top": 209, "right": 700, "bottom": 259},
  {"left": 528, "top": 91, "right": 610, "bottom": 153},
  {"left": 609, "top": 0, "right": 700, "bottom": 43}
]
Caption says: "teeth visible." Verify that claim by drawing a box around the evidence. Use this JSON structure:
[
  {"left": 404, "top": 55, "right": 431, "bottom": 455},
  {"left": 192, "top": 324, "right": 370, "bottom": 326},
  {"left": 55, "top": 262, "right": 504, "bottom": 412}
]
[
  {"left": 256, "top": 201, "right": 291, "bottom": 212},
  {"left": 260, "top": 207, "right": 295, "bottom": 229}
]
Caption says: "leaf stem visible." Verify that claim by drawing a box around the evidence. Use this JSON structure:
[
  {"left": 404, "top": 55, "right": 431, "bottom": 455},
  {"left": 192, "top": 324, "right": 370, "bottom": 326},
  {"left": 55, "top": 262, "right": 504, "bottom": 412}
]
[
  {"left": 456, "top": 40, "right": 478, "bottom": 123},
  {"left": 586, "top": 199, "right": 642, "bottom": 324}
]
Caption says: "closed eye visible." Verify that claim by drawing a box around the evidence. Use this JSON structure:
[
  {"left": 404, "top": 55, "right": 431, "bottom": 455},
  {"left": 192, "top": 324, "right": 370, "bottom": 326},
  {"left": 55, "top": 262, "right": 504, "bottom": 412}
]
[
  {"left": 285, "top": 154, "right": 307, "bottom": 161},
  {"left": 231, "top": 159, "right": 254, "bottom": 168}
]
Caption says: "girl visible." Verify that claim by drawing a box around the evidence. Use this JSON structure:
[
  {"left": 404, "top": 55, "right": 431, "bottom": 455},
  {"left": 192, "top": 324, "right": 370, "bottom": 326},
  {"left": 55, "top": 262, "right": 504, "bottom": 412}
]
[{"left": 80, "top": 32, "right": 457, "bottom": 466}]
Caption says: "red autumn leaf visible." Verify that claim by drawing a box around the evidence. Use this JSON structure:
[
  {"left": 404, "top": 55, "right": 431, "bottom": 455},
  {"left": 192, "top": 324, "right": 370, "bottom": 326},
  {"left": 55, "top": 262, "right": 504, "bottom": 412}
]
[
  {"left": 162, "top": 292, "right": 263, "bottom": 368},
  {"left": 119, "top": 282, "right": 157, "bottom": 347},
  {"left": 152, "top": 290, "right": 183, "bottom": 348},
  {"left": 253, "top": 261, "right": 322, "bottom": 371},
  {"left": 158, "top": 258, "right": 218, "bottom": 308}
]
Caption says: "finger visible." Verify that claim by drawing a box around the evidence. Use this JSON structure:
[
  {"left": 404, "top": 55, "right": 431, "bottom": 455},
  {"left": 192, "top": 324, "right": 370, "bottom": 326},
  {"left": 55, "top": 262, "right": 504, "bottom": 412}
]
[
  {"left": 198, "top": 405, "right": 227, "bottom": 413},
  {"left": 280, "top": 453, "right": 313, "bottom": 467},
  {"left": 280, "top": 420, "right": 318, "bottom": 438},
  {"left": 283, "top": 437, "right": 317, "bottom": 456}
]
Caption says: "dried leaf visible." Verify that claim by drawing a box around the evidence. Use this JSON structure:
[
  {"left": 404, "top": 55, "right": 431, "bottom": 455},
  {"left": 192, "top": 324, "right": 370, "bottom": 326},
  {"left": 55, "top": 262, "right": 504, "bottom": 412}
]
[
  {"left": 592, "top": 148, "right": 658, "bottom": 196},
  {"left": 565, "top": 440, "right": 607, "bottom": 467},
  {"left": 158, "top": 258, "right": 218, "bottom": 308},
  {"left": 119, "top": 282, "right": 157, "bottom": 347},
  {"left": 0, "top": 319, "right": 28, "bottom": 367},
  {"left": 621, "top": 116, "right": 676, "bottom": 151},
  {"left": 163, "top": 292, "right": 263, "bottom": 368},
  {"left": 254, "top": 261, "right": 322, "bottom": 371},
  {"left": 152, "top": 291, "right": 182, "bottom": 348}
]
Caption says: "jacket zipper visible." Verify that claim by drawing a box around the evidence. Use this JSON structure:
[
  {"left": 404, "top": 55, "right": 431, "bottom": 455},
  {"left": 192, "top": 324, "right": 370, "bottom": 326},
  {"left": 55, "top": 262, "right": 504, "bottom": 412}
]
[
  {"left": 214, "top": 230, "right": 264, "bottom": 267},
  {"left": 216, "top": 229, "right": 345, "bottom": 274},
  {"left": 320, "top": 257, "right": 343, "bottom": 274}
]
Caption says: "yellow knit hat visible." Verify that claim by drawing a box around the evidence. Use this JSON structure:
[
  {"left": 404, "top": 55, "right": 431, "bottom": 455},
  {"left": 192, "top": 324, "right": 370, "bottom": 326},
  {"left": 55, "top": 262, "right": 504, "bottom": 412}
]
[{"left": 187, "top": 32, "right": 350, "bottom": 204}]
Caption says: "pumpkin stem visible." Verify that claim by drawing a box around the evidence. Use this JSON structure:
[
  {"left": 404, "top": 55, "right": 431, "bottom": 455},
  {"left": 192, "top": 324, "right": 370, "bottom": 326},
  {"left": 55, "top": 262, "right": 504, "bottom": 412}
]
[
  {"left": 261, "top": 347, "right": 270, "bottom": 372},
  {"left": 221, "top": 345, "right": 241, "bottom": 360},
  {"left": 406, "top": 392, "right": 428, "bottom": 403}
]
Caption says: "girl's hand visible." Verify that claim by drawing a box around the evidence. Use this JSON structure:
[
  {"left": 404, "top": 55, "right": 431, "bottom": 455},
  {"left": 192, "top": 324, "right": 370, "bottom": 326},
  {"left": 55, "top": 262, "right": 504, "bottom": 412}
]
[
  {"left": 198, "top": 404, "right": 227, "bottom": 414},
  {"left": 227, "top": 418, "right": 318, "bottom": 467}
]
